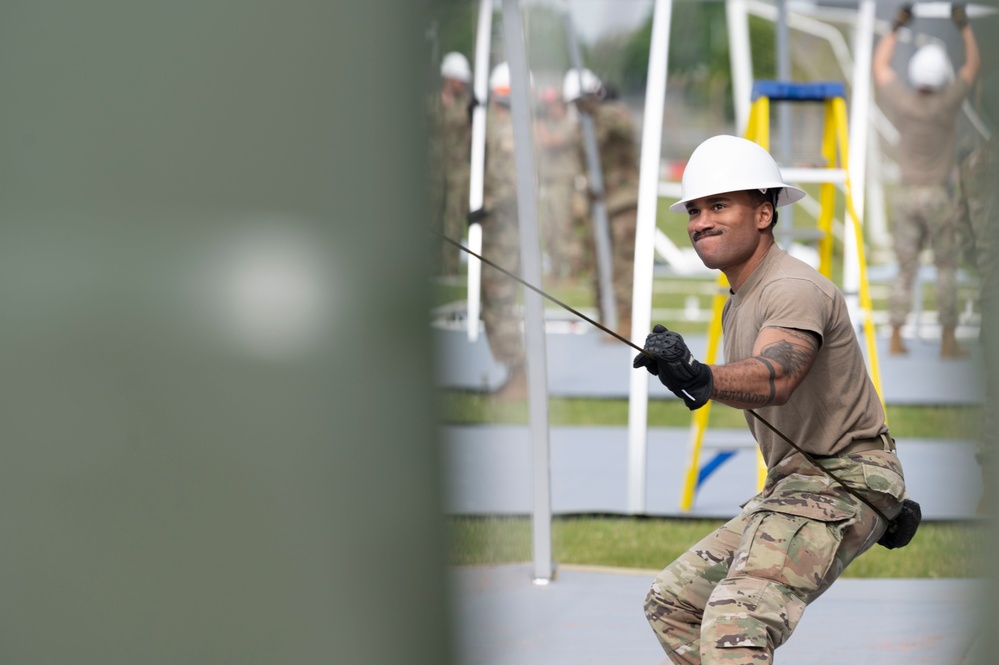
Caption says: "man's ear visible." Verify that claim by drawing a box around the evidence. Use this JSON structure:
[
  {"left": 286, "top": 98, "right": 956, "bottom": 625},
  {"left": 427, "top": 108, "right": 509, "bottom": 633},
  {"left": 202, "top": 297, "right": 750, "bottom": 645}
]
[{"left": 755, "top": 202, "right": 774, "bottom": 229}]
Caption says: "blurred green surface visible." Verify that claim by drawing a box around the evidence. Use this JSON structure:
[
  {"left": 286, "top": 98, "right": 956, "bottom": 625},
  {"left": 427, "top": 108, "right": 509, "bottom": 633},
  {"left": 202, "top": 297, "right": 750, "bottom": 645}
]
[{"left": 0, "top": 2, "right": 451, "bottom": 664}]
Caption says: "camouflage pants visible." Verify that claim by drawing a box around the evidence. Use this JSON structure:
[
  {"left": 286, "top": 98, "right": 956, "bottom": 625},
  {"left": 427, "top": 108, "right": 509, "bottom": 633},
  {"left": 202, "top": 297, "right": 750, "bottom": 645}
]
[
  {"left": 959, "top": 137, "right": 999, "bottom": 292},
  {"left": 591, "top": 206, "right": 636, "bottom": 326},
  {"left": 960, "top": 138, "right": 999, "bottom": 468},
  {"left": 436, "top": 175, "right": 470, "bottom": 276},
  {"left": 888, "top": 184, "right": 961, "bottom": 328},
  {"left": 570, "top": 185, "right": 594, "bottom": 276},
  {"left": 645, "top": 450, "right": 906, "bottom": 664},
  {"left": 480, "top": 201, "right": 524, "bottom": 370},
  {"left": 539, "top": 179, "right": 579, "bottom": 281}
]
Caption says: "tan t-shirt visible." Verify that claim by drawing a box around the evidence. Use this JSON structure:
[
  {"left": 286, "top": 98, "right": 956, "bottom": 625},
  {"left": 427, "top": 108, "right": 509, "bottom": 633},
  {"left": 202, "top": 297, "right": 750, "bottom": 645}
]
[
  {"left": 722, "top": 246, "right": 887, "bottom": 468},
  {"left": 880, "top": 77, "right": 970, "bottom": 186}
]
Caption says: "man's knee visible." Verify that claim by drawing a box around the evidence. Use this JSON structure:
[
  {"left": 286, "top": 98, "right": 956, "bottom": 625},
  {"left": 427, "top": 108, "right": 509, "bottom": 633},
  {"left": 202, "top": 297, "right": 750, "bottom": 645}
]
[
  {"left": 645, "top": 577, "right": 707, "bottom": 663},
  {"left": 645, "top": 579, "right": 679, "bottom": 624},
  {"left": 701, "top": 576, "right": 805, "bottom": 663}
]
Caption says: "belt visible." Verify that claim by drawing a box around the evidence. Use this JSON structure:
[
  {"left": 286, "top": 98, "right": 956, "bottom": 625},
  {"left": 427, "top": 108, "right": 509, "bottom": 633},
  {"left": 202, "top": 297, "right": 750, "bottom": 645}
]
[{"left": 814, "top": 432, "right": 895, "bottom": 459}]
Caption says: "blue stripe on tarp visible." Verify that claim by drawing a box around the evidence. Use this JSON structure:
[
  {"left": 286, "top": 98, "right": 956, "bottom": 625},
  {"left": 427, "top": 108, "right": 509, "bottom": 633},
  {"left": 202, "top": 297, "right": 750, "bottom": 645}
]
[{"left": 697, "top": 451, "right": 737, "bottom": 488}]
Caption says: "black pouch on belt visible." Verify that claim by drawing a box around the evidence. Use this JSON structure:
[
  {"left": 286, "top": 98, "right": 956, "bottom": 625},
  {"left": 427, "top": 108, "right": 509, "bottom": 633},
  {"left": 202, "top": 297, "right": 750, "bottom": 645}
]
[{"left": 877, "top": 498, "right": 921, "bottom": 549}]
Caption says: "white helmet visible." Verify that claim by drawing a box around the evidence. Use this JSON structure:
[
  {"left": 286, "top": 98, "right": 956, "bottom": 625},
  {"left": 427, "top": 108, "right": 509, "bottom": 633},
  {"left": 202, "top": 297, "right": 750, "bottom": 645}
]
[
  {"left": 669, "top": 135, "right": 806, "bottom": 213},
  {"left": 440, "top": 52, "right": 471, "bottom": 83},
  {"left": 489, "top": 62, "right": 510, "bottom": 99},
  {"left": 562, "top": 68, "right": 603, "bottom": 103},
  {"left": 908, "top": 44, "right": 951, "bottom": 91}
]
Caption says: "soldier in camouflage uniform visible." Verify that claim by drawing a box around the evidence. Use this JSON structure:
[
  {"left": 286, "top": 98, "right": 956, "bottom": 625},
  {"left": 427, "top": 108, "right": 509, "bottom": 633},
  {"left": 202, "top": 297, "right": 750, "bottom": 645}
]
[
  {"left": 958, "top": 78, "right": 999, "bottom": 511},
  {"left": 873, "top": 6, "right": 980, "bottom": 357},
  {"left": 535, "top": 87, "right": 584, "bottom": 283},
  {"left": 564, "top": 69, "right": 639, "bottom": 337},
  {"left": 427, "top": 52, "right": 472, "bottom": 276},
  {"left": 634, "top": 136, "right": 907, "bottom": 664},
  {"left": 480, "top": 62, "right": 526, "bottom": 400}
]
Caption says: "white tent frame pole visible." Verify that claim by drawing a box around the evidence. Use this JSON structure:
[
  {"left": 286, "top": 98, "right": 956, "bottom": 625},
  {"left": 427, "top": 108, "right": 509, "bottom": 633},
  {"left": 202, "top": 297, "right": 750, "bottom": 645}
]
[
  {"left": 501, "top": 0, "right": 554, "bottom": 584},
  {"left": 865, "top": 132, "right": 891, "bottom": 254},
  {"left": 727, "top": 0, "right": 753, "bottom": 135},
  {"left": 627, "top": 0, "right": 672, "bottom": 515},
  {"left": 844, "top": 0, "right": 876, "bottom": 323},
  {"left": 466, "top": 0, "right": 493, "bottom": 342}
]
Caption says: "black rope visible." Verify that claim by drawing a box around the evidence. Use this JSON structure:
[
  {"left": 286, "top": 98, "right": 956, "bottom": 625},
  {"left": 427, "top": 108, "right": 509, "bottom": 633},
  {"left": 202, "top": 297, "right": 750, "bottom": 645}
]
[
  {"left": 435, "top": 229, "right": 651, "bottom": 357},
  {"left": 746, "top": 410, "right": 892, "bottom": 525}
]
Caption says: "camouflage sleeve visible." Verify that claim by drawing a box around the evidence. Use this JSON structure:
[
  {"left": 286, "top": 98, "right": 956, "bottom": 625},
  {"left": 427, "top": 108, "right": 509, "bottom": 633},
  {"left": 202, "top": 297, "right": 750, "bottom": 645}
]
[{"left": 595, "top": 104, "right": 633, "bottom": 145}]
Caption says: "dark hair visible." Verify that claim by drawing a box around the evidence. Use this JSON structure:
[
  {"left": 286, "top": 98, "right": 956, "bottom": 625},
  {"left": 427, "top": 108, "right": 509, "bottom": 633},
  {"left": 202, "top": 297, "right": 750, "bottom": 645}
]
[{"left": 748, "top": 188, "right": 780, "bottom": 227}]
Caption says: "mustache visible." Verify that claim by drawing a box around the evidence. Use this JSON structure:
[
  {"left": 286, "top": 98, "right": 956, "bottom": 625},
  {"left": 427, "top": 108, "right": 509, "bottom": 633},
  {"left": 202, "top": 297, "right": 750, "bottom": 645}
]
[{"left": 691, "top": 229, "right": 721, "bottom": 242}]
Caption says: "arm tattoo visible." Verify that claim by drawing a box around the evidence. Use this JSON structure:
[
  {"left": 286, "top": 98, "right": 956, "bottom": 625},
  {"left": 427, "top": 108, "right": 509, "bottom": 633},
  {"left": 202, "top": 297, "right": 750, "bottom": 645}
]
[
  {"left": 758, "top": 332, "right": 817, "bottom": 379},
  {"left": 714, "top": 329, "right": 817, "bottom": 407},
  {"left": 713, "top": 389, "right": 769, "bottom": 405},
  {"left": 753, "top": 356, "right": 777, "bottom": 405}
]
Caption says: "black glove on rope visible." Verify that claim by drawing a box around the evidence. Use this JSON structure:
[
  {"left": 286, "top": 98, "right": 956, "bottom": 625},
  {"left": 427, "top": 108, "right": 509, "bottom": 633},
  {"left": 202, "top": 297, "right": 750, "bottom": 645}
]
[
  {"left": 952, "top": 4, "right": 969, "bottom": 29},
  {"left": 892, "top": 4, "right": 913, "bottom": 32},
  {"left": 633, "top": 324, "right": 713, "bottom": 410}
]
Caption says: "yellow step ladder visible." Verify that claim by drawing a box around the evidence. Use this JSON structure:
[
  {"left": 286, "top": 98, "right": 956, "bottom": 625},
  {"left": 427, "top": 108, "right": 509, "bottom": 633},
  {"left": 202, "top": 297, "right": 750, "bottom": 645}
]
[{"left": 678, "top": 80, "right": 885, "bottom": 511}]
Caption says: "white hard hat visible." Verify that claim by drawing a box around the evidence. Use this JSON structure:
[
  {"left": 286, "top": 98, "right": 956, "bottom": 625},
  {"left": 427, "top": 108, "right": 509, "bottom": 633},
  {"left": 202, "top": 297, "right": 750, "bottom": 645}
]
[
  {"left": 908, "top": 44, "right": 952, "bottom": 91},
  {"left": 562, "top": 68, "right": 602, "bottom": 103},
  {"left": 489, "top": 62, "right": 510, "bottom": 98},
  {"left": 669, "top": 135, "right": 806, "bottom": 213},
  {"left": 440, "top": 52, "right": 471, "bottom": 83}
]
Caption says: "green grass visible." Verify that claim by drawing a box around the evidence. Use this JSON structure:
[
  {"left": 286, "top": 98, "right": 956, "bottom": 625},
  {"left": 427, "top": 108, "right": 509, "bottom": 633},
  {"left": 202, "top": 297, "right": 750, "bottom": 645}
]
[
  {"left": 447, "top": 515, "right": 988, "bottom": 578},
  {"left": 439, "top": 391, "right": 981, "bottom": 440}
]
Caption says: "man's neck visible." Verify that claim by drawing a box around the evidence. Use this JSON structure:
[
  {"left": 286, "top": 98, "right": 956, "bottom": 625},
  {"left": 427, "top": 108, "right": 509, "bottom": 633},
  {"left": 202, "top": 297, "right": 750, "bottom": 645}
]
[{"left": 724, "top": 236, "right": 776, "bottom": 292}]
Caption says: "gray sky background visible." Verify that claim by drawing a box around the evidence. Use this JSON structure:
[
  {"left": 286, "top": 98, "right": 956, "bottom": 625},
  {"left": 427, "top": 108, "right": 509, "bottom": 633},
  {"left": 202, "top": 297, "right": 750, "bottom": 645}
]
[{"left": 545, "top": 0, "right": 653, "bottom": 44}]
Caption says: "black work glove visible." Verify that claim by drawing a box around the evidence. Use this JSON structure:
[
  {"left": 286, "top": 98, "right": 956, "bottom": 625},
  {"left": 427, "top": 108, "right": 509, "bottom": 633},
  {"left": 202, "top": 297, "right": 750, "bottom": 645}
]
[
  {"left": 466, "top": 94, "right": 482, "bottom": 123},
  {"left": 952, "top": 4, "right": 969, "bottom": 29},
  {"left": 633, "top": 324, "right": 713, "bottom": 410},
  {"left": 892, "top": 4, "right": 913, "bottom": 32},
  {"left": 467, "top": 207, "right": 488, "bottom": 225},
  {"left": 878, "top": 498, "right": 922, "bottom": 549}
]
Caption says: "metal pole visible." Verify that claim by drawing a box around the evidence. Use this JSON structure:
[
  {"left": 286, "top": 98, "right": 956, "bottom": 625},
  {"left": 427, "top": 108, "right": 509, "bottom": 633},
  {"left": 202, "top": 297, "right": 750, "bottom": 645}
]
[
  {"left": 845, "top": 0, "right": 876, "bottom": 324},
  {"left": 466, "top": 0, "right": 493, "bottom": 342},
  {"left": 627, "top": 0, "right": 672, "bottom": 515},
  {"left": 865, "top": 134, "right": 891, "bottom": 256},
  {"left": 562, "top": 1, "right": 617, "bottom": 331},
  {"left": 775, "top": 0, "right": 792, "bottom": 137},
  {"left": 727, "top": 0, "right": 753, "bottom": 135},
  {"left": 775, "top": 0, "right": 794, "bottom": 243},
  {"left": 502, "top": 0, "right": 553, "bottom": 584}
]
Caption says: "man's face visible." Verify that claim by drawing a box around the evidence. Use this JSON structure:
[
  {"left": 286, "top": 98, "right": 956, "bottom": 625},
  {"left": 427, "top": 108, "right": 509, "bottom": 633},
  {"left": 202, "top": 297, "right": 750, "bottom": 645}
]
[
  {"left": 684, "top": 190, "right": 772, "bottom": 272},
  {"left": 442, "top": 77, "right": 466, "bottom": 95}
]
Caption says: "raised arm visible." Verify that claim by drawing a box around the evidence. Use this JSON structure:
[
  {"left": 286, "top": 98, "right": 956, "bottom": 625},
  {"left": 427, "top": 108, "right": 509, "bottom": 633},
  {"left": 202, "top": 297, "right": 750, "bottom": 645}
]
[
  {"left": 872, "top": 30, "right": 899, "bottom": 89},
  {"left": 957, "top": 21, "right": 980, "bottom": 86},
  {"left": 709, "top": 326, "right": 820, "bottom": 409},
  {"left": 873, "top": 4, "right": 915, "bottom": 89}
]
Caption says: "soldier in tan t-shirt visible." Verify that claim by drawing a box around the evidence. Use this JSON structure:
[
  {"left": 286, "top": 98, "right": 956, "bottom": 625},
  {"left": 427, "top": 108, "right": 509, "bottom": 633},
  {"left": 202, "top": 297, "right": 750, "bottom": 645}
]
[
  {"left": 634, "top": 136, "right": 907, "bottom": 665},
  {"left": 873, "top": 4, "right": 980, "bottom": 357}
]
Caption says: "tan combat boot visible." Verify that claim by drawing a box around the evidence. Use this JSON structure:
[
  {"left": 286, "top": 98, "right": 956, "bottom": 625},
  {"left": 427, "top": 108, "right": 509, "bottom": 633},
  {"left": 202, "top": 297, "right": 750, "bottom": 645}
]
[
  {"left": 889, "top": 325, "right": 908, "bottom": 355},
  {"left": 940, "top": 325, "right": 970, "bottom": 359},
  {"left": 494, "top": 365, "right": 528, "bottom": 402},
  {"left": 614, "top": 316, "right": 632, "bottom": 343}
]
